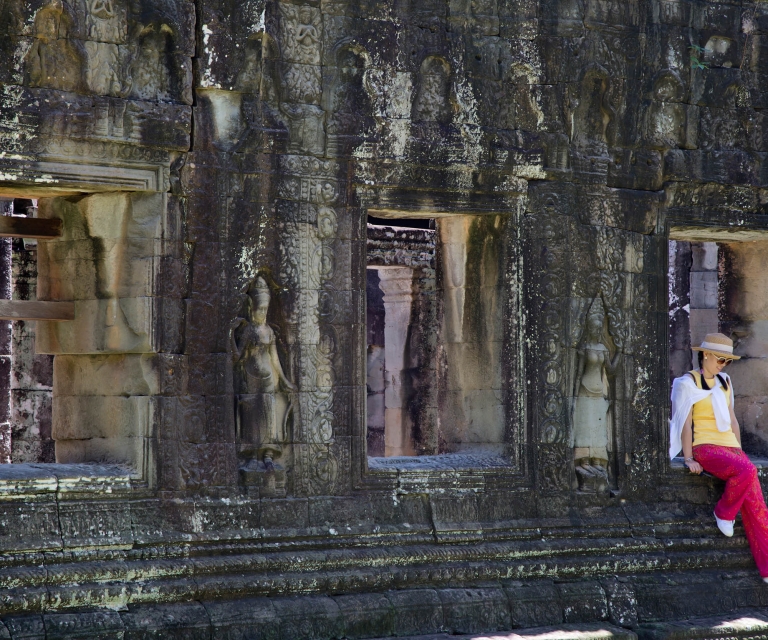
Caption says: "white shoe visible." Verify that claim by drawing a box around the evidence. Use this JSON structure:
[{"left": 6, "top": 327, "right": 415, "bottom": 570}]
[{"left": 715, "top": 512, "right": 734, "bottom": 537}]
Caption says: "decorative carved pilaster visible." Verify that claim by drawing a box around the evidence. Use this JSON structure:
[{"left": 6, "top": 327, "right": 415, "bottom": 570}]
[{"left": 527, "top": 186, "right": 571, "bottom": 492}]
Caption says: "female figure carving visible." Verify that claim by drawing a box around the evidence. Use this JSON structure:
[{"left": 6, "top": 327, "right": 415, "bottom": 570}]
[
  {"left": 572, "top": 298, "right": 620, "bottom": 491},
  {"left": 231, "top": 275, "right": 296, "bottom": 465}
]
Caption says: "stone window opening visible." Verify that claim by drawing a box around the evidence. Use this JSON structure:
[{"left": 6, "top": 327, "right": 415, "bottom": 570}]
[
  {"left": 0, "top": 188, "right": 164, "bottom": 489},
  {"left": 669, "top": 231, "right": 768, "bottom": 459},
  {"left": 366, "top": 217, "right": 437, "bottom": 457},
  {"left": 365, "top": 213, "right": 513, "bottom": 463},
  {"left": 0, "top": 197, "right": 55, "bottom": 463}
]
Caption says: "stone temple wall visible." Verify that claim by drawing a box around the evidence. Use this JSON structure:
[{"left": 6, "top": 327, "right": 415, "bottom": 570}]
[{"left": 1, "top": 0, "right": 768, "bottom": 637}]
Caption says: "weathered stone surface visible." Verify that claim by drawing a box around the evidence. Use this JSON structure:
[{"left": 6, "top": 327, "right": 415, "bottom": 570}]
[
  {"left": 1, "top": 0, "right": 768, "bottom": 635},
  {"left": 121, "top": 603, "right": 210, "bottom": 640}
]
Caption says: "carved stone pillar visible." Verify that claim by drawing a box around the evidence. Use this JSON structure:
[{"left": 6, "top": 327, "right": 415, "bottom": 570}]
[{"left": 377, "top": 267, "right": 415, "bottom": 457}]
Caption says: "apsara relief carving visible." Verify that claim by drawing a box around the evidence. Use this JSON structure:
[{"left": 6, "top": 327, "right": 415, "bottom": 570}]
[
  {"left": 232, "top": 273, "right": 296, "bottom": 497},
  {"left": 26, "top": 3, "right": 87, "bottom": 93},
  {"left": 571, "top": 296, "right": 620, "bottom": 493}
]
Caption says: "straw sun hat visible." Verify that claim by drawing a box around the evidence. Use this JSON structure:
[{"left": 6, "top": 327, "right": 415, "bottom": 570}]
[{"left": 691, "top": 332, "right": 741, "bottom": 361}]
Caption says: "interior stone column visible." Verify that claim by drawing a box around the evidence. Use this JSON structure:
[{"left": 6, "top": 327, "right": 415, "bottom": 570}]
[
  {"left": 377, "top": 266, "right": 415, "bottom": 457},
  {"left": 366, "top": 268, "right": 386, "bottom": 457},
  {"left": 668, "top": 240, "right": 692, "bottom": 380},
  {"left": 720, "top": 241, "right": 768, "bottom": 454},
  {"left": 689, "top": 242, "right": 718, "bottom": 368}
]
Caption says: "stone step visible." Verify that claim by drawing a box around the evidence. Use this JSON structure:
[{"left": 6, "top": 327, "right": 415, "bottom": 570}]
[
  {"left": 369, "top": 613, "right": 768, "bottom": 640},
  {"left": 369, "top": 623, "right": 637, "bottom": 640},
  {"left": 637, "top": 611, "right": 768, "bottom": 640}
]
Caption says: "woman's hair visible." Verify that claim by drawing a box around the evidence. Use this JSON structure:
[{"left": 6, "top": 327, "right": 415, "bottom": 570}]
[{"left": 697, "top": 351, "right": 704, "bottom": 368}]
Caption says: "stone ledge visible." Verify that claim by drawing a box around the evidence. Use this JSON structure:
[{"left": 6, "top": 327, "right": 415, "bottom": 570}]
[
  {"left": 0, "top": 463, "right": 137, "bottom": 500},
  {"left": 368, "top": 453, "right": 514, "bottom": 472},
  {"left": 671, "top": 456, "right": 768, "bottom": 472},
  {"left": 7, "top": 592, "right": 768, "bottom": 640}
]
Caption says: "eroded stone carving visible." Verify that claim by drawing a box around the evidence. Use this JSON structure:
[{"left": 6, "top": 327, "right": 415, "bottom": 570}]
[
  {"left": 282, "top": 103, "right": 325, "bottom": 155},
  {"left": 569, "top": 64, "right": 615, "bottom": 178},
  {"left": 129, "top": 25, "right": 174, "bottom": 102},
  {"left": 412, "top": 56, "right": 453, "bottom": 123},
  {"left": 26, "top": 3, "right": 87, "bottom": 93},
  {"left": 280, "top": 4, "right": 321, "bottom": 65},
  {"left": 86, "top": 0, "right": 126, "bottom": 42},
  {"left": 232, "top": 273, "right": 296, "bottom": 496},
  {"left": 236, "top": 34, "right": 279, "bottom": 101},
  {"left": 571, "top": 296, "right": 619, "bottom": 493},
  {"left": 36, "top": 192, "right": 163, "bottom": 355},
  {"left": 325, "top": 46, "right": 374, "bottom": 156},
  {"left": 282, "top": 63, "right": 322, "bottom": 105},
  {"left": 84, "top": 41, "right": 123, "bottom": 95},
  {"left": 646, "top": 70, "right": 686, "bottom": 148},
  {"left": 535, "top": 203, "right": 569, "bottom": 450}
]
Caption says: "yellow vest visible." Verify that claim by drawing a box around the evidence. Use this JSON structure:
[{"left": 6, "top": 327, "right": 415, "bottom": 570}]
[{"left": 689, "top": 370, "right": 741, "bottom": 449}]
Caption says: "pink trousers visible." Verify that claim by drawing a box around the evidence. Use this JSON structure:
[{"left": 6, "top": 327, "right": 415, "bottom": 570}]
[{"left": 694, "top": 444, "right": 768, "bottom": 577}]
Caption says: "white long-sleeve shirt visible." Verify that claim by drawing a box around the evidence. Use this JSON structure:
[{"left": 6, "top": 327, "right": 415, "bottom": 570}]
[{"left": 669, "top": 371, "right": 733, "bottom": 460}]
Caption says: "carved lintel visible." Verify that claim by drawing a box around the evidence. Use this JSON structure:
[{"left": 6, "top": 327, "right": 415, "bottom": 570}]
[{"left": 0, "top": 160, "right": 169, "bottom": 197}]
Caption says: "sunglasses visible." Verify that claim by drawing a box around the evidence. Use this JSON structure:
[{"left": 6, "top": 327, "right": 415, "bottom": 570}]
[{"left": 715, "top": 357, "right": 733, "bottom": 366}]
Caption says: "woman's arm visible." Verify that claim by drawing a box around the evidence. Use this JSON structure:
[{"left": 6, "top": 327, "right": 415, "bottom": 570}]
[{"left": 682, "top": 409, "right": 703, "bottom": 474}]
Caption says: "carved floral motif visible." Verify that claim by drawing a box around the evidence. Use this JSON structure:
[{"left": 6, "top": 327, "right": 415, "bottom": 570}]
[{"left": 278, "top": 169, "right": 340, "bottom": 495}]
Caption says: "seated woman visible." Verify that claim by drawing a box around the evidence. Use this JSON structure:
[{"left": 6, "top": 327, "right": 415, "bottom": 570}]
[{"left": 670, "top": 332, "right": 768, "bottom": 583}]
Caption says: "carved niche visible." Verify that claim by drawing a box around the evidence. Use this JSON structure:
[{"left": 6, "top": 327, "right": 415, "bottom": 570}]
[
  {"left": 569, "top": 64, "right": 615, "bottom": 157},
  {"left": 412, "top": 56, "right": 453, "bottom": 123},
  {"left": 231, "top": 272, "right": 296, "bottom": 497},
  {"left": 324, "top": 45, "right": 374, "bottom": 156},
  {"left": 233, "top": 33, "right": 284, "bottom": 154},
  {"left": 129, "top": 24, "right": 175, "bottom": 102},
  {"left": 644, "top": 70, "right": 687, "bottom": 149},
  {"left": 84, "top": 41, "right": 123, "bottom": 96}
]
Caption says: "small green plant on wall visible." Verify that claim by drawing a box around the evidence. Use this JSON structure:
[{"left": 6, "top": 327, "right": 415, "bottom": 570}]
[{"left": 689, "top": 45, "right": 710, "bottom": 70}]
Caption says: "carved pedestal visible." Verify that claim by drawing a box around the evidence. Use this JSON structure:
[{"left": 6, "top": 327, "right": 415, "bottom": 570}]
[{"left": 239, "top": 458, "right": 286, "bottom": 498}]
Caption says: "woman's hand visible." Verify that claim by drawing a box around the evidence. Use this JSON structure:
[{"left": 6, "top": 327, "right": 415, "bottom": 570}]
[{"left": 685, "top": 459, "right": 703, "bottom": 475}]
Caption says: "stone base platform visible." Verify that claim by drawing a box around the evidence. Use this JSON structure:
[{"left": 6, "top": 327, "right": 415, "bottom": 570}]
[
  {"left": 371, "top": 623, "right": 637, "bottom": 640},
  {"left": 376, "top": 614, "right": 768, "bottom": 640},
  {"left": 2, "top": 589, "right": 768, "bottom": 640}
]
